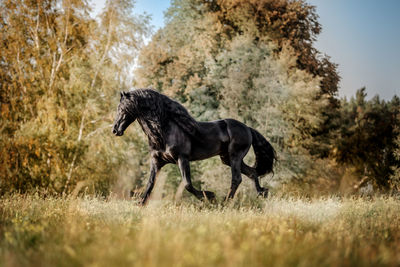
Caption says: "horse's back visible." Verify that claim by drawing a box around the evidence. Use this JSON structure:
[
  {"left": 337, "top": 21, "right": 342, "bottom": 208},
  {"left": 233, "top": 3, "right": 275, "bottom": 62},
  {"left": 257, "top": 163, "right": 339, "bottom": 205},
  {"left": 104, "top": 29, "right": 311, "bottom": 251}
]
[
  {"left": 197, "top": 120, "right": 230, "bottom": 143},
  {"left": 197, "top": 118, "right": 252, "bottom": 144}
]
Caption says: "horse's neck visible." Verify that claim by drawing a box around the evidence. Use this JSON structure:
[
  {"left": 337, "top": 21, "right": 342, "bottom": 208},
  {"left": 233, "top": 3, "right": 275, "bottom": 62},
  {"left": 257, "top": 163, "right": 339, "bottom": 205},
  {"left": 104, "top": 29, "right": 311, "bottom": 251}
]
[
  {"left": 137, "top": 117, "right": 165, "bottom": 149},
  {"left": 137, "top": 117, "right": 157, "bottom": 135}
]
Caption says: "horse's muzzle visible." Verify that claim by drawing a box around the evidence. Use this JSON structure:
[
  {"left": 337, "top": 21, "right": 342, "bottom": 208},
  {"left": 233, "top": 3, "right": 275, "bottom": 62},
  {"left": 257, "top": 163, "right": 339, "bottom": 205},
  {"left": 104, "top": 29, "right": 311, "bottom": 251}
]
[{"left": 112, "top": 128, "right": 123, "bottom": 136}]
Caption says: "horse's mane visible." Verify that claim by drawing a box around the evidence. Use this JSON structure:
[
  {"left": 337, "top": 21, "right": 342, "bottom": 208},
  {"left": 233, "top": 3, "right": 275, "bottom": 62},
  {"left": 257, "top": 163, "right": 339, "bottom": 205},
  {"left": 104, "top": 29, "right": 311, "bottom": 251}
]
[{"left": 125, "top": 89, "right": 199, "bottom": 150}]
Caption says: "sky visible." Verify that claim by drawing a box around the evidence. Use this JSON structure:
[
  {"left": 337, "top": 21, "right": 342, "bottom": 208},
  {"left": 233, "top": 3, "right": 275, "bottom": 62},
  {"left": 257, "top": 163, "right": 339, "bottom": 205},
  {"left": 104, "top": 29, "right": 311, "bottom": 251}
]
[
  {"left": 309, "top": 0, "right": 400, "bottom": 99},
  {"left": 92, "top": 0, "right": 400, "bottom": 100}
]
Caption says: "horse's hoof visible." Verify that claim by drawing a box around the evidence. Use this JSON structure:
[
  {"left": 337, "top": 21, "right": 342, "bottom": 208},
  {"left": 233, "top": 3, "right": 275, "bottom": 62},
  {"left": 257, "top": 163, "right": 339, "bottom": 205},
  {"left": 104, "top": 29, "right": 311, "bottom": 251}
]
[
  {"left": 258, "top": 188, "right": 269, "bottom": 198},
  {"left": 203, "top": 191, "right": 216, "bottom": 201},
  {"left": 139, "top": 197, "right": 148, "bottom": 206}
]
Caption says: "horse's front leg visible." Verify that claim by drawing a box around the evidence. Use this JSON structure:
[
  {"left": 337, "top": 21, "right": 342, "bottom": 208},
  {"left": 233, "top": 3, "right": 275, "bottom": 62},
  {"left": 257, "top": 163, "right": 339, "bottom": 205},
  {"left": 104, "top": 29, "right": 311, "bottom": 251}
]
[
  {"left": 178, "top": 157, "right": 215, "bottom": 201},
  {"left": 141, "top": 156, "right": 164, "bottom": 205}
]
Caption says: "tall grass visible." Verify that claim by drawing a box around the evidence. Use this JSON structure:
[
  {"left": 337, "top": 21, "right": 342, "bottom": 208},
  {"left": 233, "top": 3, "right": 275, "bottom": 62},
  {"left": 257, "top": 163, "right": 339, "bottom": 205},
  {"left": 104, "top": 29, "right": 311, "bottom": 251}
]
[{"left": 1, "top": 195, "right": 400, "bottom": 266}]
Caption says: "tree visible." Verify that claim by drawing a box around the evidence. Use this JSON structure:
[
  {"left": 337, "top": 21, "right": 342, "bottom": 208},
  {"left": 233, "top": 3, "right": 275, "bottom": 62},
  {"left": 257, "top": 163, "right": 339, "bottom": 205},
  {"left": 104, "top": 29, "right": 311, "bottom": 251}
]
[
  {"left": 1, "top": 0, "right": 94, "bottom": 193},
  {"left": 135, "top": 0, "right": 337, "bottom": 195},
  {"left": 207, "top": 34, "right": 328, "bottom": 184},
  {"left": 136, "top": 0, "right": 339, "bottom": 100},
  {"left": 390, "top": 126, "right": 400, "bottom": 192},
  {"left": 0, "top": 0, "right": 149, "bottom": 195},
  {"left": 135, "top": 0, "right": 340, "bottom": 156},
  {"left": 333, "top": 89, "right": 400, "bottom": 190}
]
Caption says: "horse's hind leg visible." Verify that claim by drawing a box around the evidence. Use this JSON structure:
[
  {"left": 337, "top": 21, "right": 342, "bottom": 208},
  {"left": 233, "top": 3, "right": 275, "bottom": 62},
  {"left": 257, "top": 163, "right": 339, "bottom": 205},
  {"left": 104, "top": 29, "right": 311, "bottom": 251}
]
[
  {"left": 220, "top": 154, "right": 268, "bottom": 198},
  {"left": 226, "top": 156, "right": 243, "bottom": 200},
  {"left": 226, "top": 142, "right": 250, "bottom": 200},
  {"left": 178, "top": 157, "right": 215, "bottom": 201},
  {"left": 241, "top": 163, "right": 268, "bottom": 197}
]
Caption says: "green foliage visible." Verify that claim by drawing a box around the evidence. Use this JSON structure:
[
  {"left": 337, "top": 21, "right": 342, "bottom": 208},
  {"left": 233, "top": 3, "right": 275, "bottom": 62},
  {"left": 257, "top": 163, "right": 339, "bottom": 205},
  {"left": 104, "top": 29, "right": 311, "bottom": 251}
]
[
  {"left": 0, "top": 0, "right": 150, "bottom": 195},
  {"left": 1, "top": 0, "right": 397, "bottom": 197},
  {"left": 136, "top": 0, "right": 339, "bottom": 100},
  {"left": 390, "top": 127, "right": 400, "bottom": 191},
  {"left": 135, "top": 0, "right": 337, "bottom": 194},
  {"left": 208, "top": 35, "right": 329, "bottom": 184},
  {"left": 333, "top": 89, "right": 400, "bottom": 190}
]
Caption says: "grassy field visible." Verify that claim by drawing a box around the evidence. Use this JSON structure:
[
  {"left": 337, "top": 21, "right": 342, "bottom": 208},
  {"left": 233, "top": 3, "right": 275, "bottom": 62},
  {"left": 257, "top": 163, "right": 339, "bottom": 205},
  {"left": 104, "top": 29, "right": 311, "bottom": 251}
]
[{"left": 1, "top": 195, "right": 400, "bottom": 267}]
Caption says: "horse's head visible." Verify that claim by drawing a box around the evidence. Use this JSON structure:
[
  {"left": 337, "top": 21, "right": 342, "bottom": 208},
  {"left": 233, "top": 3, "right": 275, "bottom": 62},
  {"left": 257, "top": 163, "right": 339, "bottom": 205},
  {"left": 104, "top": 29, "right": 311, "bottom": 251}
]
[{"left": 112, "top": 91, "right": 136, "bottom": 136}]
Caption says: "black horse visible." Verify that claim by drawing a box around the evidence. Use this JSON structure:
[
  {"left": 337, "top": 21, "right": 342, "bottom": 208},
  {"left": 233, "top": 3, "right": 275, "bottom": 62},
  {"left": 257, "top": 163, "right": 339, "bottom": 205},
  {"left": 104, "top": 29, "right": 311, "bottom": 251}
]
[{"left": 112, "top": 89, "right": 276, "bottom": 204}]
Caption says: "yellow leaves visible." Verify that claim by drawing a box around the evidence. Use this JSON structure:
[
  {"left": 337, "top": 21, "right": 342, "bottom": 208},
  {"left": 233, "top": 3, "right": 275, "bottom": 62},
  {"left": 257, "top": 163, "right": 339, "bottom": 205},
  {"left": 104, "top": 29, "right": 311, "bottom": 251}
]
[
  {"left": 28, "top": 138, "right": 34, "bottom": 150},
  {"left": 22, "top": 156, "right": 29, "bottom": 168},
  {"left": 35, "top": 148, "right": 41, "bottom": 157},
  {"left": 1, "top": 103, "right": 10, "bottom": 119}
]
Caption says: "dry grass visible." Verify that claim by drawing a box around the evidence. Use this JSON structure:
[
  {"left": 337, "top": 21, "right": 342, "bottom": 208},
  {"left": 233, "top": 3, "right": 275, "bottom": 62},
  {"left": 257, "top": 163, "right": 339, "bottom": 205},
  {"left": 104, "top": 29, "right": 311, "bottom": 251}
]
[{"left": 1, "top": 195, "right": 400, "bottom": 267}]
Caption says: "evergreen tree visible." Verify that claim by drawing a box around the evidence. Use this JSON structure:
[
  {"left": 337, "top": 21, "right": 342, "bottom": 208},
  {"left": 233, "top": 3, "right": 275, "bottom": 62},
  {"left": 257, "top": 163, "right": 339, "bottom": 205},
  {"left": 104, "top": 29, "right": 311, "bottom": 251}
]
[
  {"left": 334, "top": 89, "right": 400, "bottom": 190},
  {"left": 390, "top": 126, "right": 400, "bottom": 191}
]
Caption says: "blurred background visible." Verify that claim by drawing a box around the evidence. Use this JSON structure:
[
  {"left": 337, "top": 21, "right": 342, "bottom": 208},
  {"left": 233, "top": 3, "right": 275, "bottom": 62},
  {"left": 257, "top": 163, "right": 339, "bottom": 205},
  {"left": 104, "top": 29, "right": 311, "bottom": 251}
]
[{"left": 1, "top": 0, "right": 399, "bottom": 199}]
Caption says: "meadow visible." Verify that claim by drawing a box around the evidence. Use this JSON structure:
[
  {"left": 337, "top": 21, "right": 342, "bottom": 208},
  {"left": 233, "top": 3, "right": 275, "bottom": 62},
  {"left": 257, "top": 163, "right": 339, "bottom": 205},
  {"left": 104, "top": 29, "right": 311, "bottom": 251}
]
[{"left": 1, "top": 195, "right": 400, "bottom": 267}]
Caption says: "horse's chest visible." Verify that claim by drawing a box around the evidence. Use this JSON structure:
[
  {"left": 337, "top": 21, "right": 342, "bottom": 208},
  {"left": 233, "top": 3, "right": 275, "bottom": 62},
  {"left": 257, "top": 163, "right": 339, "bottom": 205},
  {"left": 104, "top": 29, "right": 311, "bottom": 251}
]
[{"left": 154, "top": 147, "right": 180, "bottom": 163}]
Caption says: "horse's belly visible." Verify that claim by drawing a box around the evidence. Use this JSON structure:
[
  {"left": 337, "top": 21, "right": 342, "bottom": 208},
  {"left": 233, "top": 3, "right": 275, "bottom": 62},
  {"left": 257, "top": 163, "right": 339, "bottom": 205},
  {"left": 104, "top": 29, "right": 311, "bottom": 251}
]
[
  {"left": 188, "top": 120, "right": 229, "bottom": 161},
  {"left": 188, "top": 140, "right": 224, "bottom": 161}
]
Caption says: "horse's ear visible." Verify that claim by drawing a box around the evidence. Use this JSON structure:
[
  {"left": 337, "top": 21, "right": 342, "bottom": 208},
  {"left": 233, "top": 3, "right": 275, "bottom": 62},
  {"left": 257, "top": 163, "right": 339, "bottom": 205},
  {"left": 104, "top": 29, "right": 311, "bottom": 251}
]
[{"left": 120, "top": 91, "right": 128, "bottom": 99}]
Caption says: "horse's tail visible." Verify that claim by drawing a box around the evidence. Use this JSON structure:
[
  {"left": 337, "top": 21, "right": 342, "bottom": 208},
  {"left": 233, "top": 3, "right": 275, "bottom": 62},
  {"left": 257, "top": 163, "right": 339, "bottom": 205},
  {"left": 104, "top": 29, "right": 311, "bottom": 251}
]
[{"left": 250, "top": 128, "right": 276, "bottom": 176}]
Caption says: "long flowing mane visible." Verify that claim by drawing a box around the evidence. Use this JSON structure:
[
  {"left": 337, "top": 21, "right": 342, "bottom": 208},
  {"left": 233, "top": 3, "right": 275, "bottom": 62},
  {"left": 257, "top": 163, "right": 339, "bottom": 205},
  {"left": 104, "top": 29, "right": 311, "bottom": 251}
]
[{"left": 125, "top": 89, "right": 199, "bottom": 150}]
